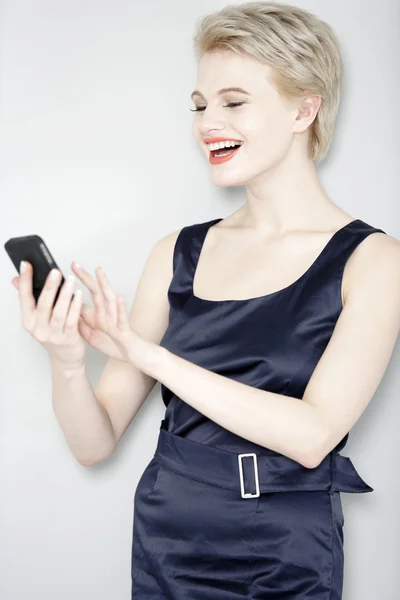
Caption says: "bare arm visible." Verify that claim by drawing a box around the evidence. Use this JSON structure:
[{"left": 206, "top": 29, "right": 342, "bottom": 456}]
[
  {"left": 147, "top": 232, "right": 400, "bottom": 467},
  {"left": 51, "top": 228, "right": 180, "bottom": 466},
  {"left": 50, "top": 359, "right": 116, "bottom": 466}
]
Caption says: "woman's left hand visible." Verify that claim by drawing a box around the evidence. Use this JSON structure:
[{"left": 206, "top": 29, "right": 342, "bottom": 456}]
[{"left": 70, "top": 262, "right": 155, "bottom": 371}]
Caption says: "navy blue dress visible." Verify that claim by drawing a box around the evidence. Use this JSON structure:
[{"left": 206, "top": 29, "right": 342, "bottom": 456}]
[{"left": 131, "top": 217, "right": 385, "bottom": 599}]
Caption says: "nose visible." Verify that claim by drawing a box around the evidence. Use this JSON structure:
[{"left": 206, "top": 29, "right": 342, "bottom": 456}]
[{"left": 194, "top": 106, "right": 228, "bottom": 139}]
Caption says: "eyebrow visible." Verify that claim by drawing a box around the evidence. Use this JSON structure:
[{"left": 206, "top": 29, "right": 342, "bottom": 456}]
[{"left": 190, "top": 87, "right": 251, "bottom": 101}]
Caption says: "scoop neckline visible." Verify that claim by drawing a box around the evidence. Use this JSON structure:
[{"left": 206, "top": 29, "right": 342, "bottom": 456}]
[{"left": 190, "top": 217, "right": 362, "bottom": 304}]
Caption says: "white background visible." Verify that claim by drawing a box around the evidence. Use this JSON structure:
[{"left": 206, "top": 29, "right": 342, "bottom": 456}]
[{"left": 0, "top": 1, "right": 399, "bottom": 598}]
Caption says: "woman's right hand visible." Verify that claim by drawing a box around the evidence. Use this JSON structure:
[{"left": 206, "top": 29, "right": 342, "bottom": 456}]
[
  {"left": 12, "top": 261, "right": 133, "bottom": 364},
  {"left": 12, "top": 261, "right": 87, "bottom": 368}
]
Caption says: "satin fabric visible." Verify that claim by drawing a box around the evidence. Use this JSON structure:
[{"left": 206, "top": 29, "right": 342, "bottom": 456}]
[{"left": 131, "top": 217, "right": 385, "bottom": 599}]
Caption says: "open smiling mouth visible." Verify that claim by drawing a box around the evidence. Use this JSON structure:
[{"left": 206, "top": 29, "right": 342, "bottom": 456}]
[{"left": 208, "top": 143, "right": 243, "bottom": 165}]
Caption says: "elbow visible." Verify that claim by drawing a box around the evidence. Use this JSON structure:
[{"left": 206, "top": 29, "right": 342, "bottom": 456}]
[
  {"left": 77, "top": 446, "right": 116, "bottom": 467},
  {"left": 78, "top": 457, "right": 96, "bottom": 467},
  {"left": 301, "top": 450, "right": 324, "bottom": 470},
  {"left": 298, "top": 429, "right": 330, "bottom": 470},
  {"left": 78, "top": 454, "right": 110, "bottom": 467}
]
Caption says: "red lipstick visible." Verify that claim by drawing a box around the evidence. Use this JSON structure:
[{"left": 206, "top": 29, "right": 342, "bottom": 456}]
[
  {"left": 205, "top": 138, "right": 244, "bottom": 165},
  {"left": 209, "top": 146, "right": 242, "bottom": 165}
]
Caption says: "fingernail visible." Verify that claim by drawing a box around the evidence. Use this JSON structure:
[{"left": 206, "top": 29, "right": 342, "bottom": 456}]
[
  {"left": 20, "top": 261, "right": 26, "bottom": 273},
  {"left": 74, "top": 262, "right": 81, "bottom": 269}
]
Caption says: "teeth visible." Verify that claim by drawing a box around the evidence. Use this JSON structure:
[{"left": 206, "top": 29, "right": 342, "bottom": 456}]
[{"left": 209, "top": 140, "right": 243, "bottom": 151}]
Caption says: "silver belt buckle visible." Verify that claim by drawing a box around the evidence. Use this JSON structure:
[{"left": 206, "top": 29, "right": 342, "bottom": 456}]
[{"left": 238, "top": 453, "right": 260, "bottom": 498}]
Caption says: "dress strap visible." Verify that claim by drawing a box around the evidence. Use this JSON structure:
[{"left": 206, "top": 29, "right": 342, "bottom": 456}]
[
  {"left": 168, "top": 217, "right": 386, "bottom": 304},
  {"left": 301, "top": 219, "right": 387, "bottom": 299},
  {"left": 168, "top": 218, "right": 223, "bottom": 305},
  {"left": 318, "top": 218, "right": 386, "bottom": 266},
  {"left": 174, "top": 218, "right": 222, "bottom": 271}
]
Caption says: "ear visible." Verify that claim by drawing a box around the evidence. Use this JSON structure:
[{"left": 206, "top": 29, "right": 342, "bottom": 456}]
[{"left": 293, "top": 95, "right": 322, "bottom": 134}]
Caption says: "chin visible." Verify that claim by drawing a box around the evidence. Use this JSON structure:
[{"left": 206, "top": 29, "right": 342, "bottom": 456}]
[
  {"left": 212, "top": 180, "right": 244, "bottom": 188},
  {"left": 210, "top": 167, "right": 261, "bottom": 188},
  {"left": 210, "top": 173, "right": 247, "bottom": 187}
]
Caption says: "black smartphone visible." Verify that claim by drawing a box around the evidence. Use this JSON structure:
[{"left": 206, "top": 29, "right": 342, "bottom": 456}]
[{"left": 4, "top": 235, "right": 74, "bottom": 307}]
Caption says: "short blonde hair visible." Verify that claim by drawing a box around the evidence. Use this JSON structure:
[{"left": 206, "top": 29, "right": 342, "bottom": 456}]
[{"left": 192, "top": 1, "right": 343, "bottom": 163}]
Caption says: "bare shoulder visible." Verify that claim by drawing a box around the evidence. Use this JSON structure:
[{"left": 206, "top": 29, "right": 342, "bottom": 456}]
[
  {"left": 154, "top": 226, "right": 182, "bottom": 251},
  {"left": 136, "top": 227, "right": 183, "bottom": 296},
  {"left": 343, "top": 229, "right": 400, "bottom": 305},
  {"left": 149, "top": 226, "right": 182, "bottom": 261}
]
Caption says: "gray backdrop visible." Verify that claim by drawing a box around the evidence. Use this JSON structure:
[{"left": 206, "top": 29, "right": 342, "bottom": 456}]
[{"left": 0, "top": 0, "right": 399, "bottom": 598}]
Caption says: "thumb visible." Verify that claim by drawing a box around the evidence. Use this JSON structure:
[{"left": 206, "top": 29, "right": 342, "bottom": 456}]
[
  {"left": 80, "top": 303, "right": 96, "bottom": 327},
  {"left": 78, "top": 316, "right": 93, "bottom": 341}
]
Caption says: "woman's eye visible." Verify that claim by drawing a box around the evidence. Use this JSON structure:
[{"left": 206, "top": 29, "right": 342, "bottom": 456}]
[{"left": 190, "top": 102, "right": 244, "bottom": 112}]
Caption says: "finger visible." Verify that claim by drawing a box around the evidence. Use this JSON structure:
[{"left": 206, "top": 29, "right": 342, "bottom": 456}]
[
  {"left": 77, "top": 316, "right": 91, "bottom": 340},
  {"left": 18, "top": 262, "right": 37, "bottom": 329},
  {"left": 71, "top": 262, "right": 112, "bottom": 328},
  {"left": 49, "top": 274, "right": 77, "bottom": 333},
  {"left": 96, "top": 267, "right": 118, "bottom": 325},
  {"left": 90, "top": 267, "right": 108, "bottom": 329},
  {"left": 79, "top": 302, "right": 96, "bottom": 328},
  {"left": 64, "top": 289, "right": 84, "bottom": 332},
  {"left": 117, "top": 295, "right": 131, "bottom": 332},
  {"left": 35, "top": 269, "right": 64, "bottom": 330},
  {"left": 70, "top": 262, "right": 98, "bottom": 294},
  {"left": 72, "top": 263, "right": 106, "bottom": 328}
]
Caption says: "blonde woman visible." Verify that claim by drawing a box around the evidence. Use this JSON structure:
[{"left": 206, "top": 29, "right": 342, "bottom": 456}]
[{"left": 12, "top": 2, "right": 400, "bottom": 599}]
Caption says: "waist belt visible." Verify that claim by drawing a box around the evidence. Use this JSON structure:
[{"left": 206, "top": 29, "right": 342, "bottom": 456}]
[{"left": 154, "top": 421, "right": 373, "bottom": 499}]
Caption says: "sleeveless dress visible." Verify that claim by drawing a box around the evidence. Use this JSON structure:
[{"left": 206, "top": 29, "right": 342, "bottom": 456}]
[{"left": 131, "top": 217, "right": 386, "bottom": 599}]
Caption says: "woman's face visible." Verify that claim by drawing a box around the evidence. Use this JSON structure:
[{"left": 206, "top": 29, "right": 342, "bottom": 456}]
[{"left": 191, "top": 50, "right": 302, "bottom": 187}]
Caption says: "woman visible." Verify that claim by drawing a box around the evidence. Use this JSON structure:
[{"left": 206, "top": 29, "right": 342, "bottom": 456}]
[{"left": 13, "top": 2, "right": 400, "bottom": 599}]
